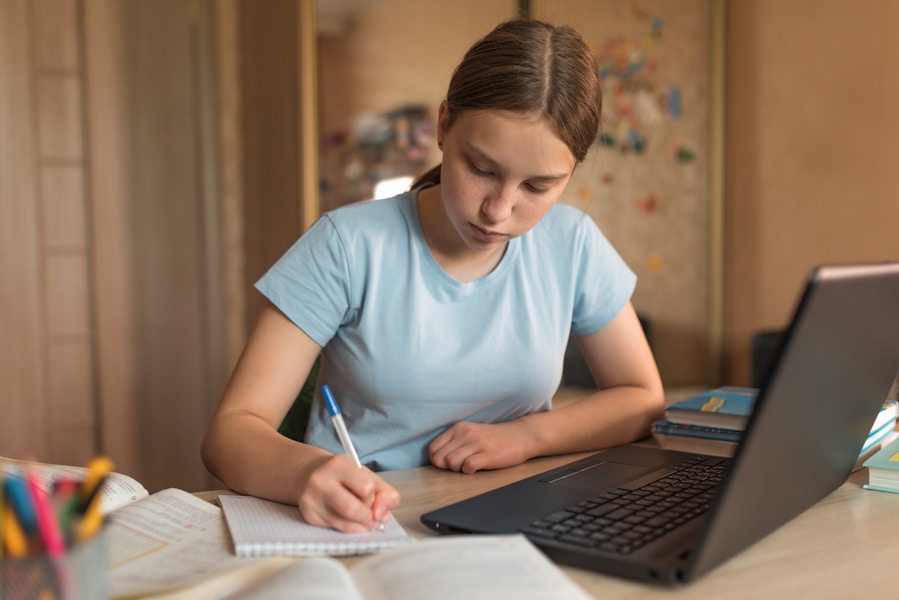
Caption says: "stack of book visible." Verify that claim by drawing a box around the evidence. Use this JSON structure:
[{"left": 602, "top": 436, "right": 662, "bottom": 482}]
[
  {"left": 863, "top": 400, "right": 899, "bottom": 461},
  {"left": 653, "top": 386, "right": 899, "bottom": 465},
  {"left": 863, "top": 436, "right": 899, "bottom": 493},
  {"left": 652, "top": 387, "right": 756, "bottom": 457}
]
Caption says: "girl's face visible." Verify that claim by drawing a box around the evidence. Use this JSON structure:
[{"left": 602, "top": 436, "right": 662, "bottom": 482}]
[{"left": 436, "top": 104, "right": 577, "bottom": 253}]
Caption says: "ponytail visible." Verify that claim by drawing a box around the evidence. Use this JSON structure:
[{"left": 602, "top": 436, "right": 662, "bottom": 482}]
[{"left": 410, "top": 163, "right": 441, "bottom": 190}]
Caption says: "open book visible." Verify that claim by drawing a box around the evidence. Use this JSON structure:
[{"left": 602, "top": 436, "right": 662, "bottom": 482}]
[
  {"left": 106, "top": 488, "right": 281, "bottom": 599},
  {"left": 221, "top": 534, "right": 592, "bottom": 600}
]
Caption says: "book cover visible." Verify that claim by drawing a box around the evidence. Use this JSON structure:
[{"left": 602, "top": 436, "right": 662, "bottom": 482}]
[
  {"left": 651, "top": 419, "right": 743, "bottom": 443},
  {"left": 652, "top": 429, "right": 737, "bottom": 458},
  {"left": 862, "top": 417, "right": 898, "bottom": 454},
  {"left": 869, "top": 400, "right": 898, "bottom": 434},
  {"left": 863, "top": 435, "right": 899, "bottom": 493},
  {"left": 855, "top": 431, "right": 898, "bottom": 472},
  {"left": 665, "top": 386, "right": 758, "bottom": 430}
]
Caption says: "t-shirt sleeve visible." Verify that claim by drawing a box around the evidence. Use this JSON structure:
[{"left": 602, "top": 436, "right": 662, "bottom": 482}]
[
  {"left": 569, "top": 216, "right": 637, "bottom": 337},
  {"left": 254, "top": 215, "right": 351, "bottom": 347}
]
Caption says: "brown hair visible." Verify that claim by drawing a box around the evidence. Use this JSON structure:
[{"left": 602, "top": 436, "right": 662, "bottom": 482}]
[{"left": 412, "top": 19, "right": 602, "bottom": 189}]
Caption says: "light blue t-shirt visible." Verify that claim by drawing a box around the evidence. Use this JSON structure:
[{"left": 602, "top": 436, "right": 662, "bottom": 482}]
[{"left": 256, "top": 191, "right": 636, "bottom": 471}]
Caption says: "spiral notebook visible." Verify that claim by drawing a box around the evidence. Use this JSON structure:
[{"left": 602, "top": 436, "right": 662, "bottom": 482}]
[{"left": 220, "top": 495, "right": 414, "bottom": 558}]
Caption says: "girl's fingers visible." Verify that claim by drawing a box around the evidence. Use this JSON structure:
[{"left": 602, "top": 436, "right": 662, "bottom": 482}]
[{"left": 299, "top": 455, "right": 399, "bottom": 532}]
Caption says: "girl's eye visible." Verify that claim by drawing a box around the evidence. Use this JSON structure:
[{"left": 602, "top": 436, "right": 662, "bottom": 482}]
[
  {"left": 525, "top": 182, "right": 548, "bottom": 194},
  {"left": 469, "top": 162, "right": 492, "bottom": 177}
]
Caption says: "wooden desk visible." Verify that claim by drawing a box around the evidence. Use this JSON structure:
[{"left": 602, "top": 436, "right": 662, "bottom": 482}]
[{"left": 356, "top": 452, "right": 899, "bottom": 598}]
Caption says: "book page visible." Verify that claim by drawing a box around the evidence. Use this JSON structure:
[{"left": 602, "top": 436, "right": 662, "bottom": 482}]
[
  {"left": 221, "top": 557, "right": 365, "bottom": 600},
  {"left": 107, "top": 488, "right": 277, "bottom": 599},
  {"left": 216, "top": 536, "right": 589, "bottom": 600},
  {"left": 0, "top": 456, "right": 149, "bottom": 512},
  {"left": 107, "top": 488, "right": 222, "bottom": 568},
  {"left": 351, "top": 535, "right": 591, "bottom": 600}
]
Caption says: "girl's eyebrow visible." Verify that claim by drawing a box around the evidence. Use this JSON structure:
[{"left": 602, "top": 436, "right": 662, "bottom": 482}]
[{"left": 465, "top": 142, "right": 571, "bottom": 182}]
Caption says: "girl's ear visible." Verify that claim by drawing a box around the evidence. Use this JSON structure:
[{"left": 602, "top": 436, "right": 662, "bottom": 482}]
[{"left": 437, "top": 101, "right": 450, "bottom": 149}]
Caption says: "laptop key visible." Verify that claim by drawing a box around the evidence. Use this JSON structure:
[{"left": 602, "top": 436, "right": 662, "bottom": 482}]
[
  {"left": 531, "top": 458, "right": 729, "bottom": 555},
  {"left": 559, "top": 534, "right": 599, "bottom": 548},
  {"left": 520, "top": 525, "right": 560, "bottom": 539},
  {"left": 543, "top": 510, "right": 576, "bottom": 523}
]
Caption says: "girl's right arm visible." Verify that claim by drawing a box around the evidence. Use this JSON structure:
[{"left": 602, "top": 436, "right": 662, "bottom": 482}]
[{"left": 200, "top": 302, "right": 399, "bottom": 532}]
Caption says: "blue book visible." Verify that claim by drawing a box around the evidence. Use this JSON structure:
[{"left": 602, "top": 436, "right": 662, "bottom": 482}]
[
  {"left": 665, "top": 386, "right": 758, "bottom": 431},
  {"left": 651, "top": 419, "right": 743, "bottom": 443},
  {"left": 868, "top": 400, "right": 898, "bottom": 437},
  {"left": 858, "top": 400, "right": 898, "bottom": 462},
  {"left": 863, "top": 435, "right": 899, "bottom": 493},
  {"left": 862, "top": 420, "right": 897, "bottom": 454}
]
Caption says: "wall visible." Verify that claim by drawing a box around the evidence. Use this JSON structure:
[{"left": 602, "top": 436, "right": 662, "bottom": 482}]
[
  {"left": 1, "top": 0, "right": 50, "bottom": 460},
  {"left": 84, "top": 0, "right": 225, "bottom": 492},
  {"left": 240, "top": 0, "right": 309, "bottom": 324},
  {"left": 0, "top": 0, "right": 232, "bottom": 493},
  {"left": 724, "top": 0, "right": 899, "bottom": 385},
  {"left": 0, "top": 0, "right": 97, "bottom": 464},
  {"left": 542, "top": 0, "right": 717, "bottom": 387}
]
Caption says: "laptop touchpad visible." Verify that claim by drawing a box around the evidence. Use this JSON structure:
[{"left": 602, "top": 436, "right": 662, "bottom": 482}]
[{"left": 543, "top": 461, "right": 648, "bottom": 490}]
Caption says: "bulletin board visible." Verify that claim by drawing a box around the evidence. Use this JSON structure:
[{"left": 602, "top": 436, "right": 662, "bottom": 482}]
[{"left": 541, "top": 0, "right": 722, "bottom": 386}]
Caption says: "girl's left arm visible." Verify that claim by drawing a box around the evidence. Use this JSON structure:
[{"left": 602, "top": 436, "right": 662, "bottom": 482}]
[
  {"left": 429, "top": 301, "right": 664, "bottom": 473},
  {"left": 524, "top": 301, "right": 665, "bottom": 454}
]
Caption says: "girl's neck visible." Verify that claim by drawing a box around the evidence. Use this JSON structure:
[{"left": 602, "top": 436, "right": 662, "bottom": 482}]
[{"left": 416, "top": 185, "right": 507, "bottom": 283}]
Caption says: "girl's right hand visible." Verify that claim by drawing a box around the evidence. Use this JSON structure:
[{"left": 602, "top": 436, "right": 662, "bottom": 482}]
[{"left": 296, "top": 454, "right": 401, "bottom": 533}]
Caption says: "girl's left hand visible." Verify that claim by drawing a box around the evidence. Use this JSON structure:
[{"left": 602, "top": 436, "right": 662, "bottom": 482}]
[{"left": 428, "top": 420, "right": 535, "bottom": 474}]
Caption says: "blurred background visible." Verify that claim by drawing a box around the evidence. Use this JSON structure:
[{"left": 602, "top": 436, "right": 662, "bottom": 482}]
[{"left": 1, "top": 0, "right": 897, "bottom": 493}]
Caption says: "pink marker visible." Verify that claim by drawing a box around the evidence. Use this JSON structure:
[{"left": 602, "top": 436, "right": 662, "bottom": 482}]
[{"left": 26, "top": 471, "right": 67, "bottom": 557}]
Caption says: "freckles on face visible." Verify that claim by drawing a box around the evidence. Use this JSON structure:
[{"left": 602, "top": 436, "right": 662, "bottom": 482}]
[{"left": 438, "top": 110, "right": 576, "bottom": 250}]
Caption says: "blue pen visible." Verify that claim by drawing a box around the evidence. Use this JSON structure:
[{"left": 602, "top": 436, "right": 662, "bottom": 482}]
[
  {"left": 322, "top": 384, "right": 362, "bottom": 467},
  {"left": 322, "top": 384, "right": 386, "bottom": 530}
]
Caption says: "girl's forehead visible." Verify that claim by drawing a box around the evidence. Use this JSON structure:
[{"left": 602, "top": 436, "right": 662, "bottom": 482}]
[
  {"left": 452, "top": 110, "right": 563, "bottom": 144},
  {"left": 451, "top": 110, "right": 576, "bottom": 175}
]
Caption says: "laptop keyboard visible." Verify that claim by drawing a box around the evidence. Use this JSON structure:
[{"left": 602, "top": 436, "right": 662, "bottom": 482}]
[{"left": 521, "top": 456, "right": 729, "bottom": 555}]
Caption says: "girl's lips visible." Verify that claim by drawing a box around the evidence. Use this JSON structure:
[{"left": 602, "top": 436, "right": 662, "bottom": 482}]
[{"left": 469, "top": 223, "right": 506, "bottom": 243}]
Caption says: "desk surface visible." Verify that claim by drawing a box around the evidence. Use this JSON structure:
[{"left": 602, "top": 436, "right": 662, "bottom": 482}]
[{"left": 353, "top": 451, "right": 899, "bottom": 598}]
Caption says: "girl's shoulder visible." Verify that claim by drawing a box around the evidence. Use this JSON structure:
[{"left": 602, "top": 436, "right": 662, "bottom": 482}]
[
  {"left": 316, "top": 193, "right": 418, "bottom": 253},
  {"left": 545, "top": 201, "right": 587, "bottom": 223},
  {"left": 535, "top": 202, "right": 600, "bottom": 240},
  {"left": 324, "top": 192, "right": 414, "bottom": 226}
]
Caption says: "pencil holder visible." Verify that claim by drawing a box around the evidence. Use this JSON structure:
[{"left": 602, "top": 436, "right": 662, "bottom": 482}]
[{"left": 0, "top": 528, "right": 108, "bottom": 600}]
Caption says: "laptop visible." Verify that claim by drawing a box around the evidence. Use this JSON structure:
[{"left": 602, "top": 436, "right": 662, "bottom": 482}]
[{"left": 421, "top": 262, "right": 899, "bottom": 584}]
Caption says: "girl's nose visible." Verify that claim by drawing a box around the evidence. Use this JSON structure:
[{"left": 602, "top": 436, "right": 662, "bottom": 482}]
[{"left": 481, "top": 186, "right": 515, "bottom": 224}]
